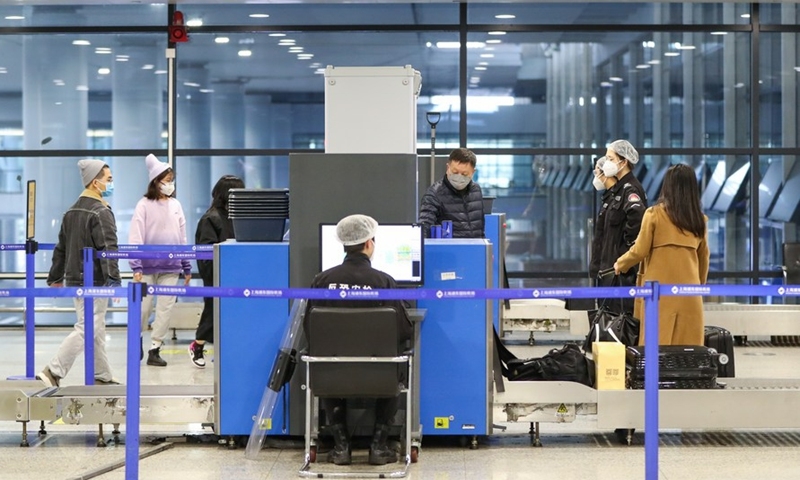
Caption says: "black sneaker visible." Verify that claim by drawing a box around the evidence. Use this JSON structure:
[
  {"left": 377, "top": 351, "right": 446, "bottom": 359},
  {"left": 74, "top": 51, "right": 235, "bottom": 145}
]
[
  {"left": 189, "top": 341, "right": 206, "bottom": 369},
  {"left": 147, "top": 347, "right": 167, "bottom": 367}
]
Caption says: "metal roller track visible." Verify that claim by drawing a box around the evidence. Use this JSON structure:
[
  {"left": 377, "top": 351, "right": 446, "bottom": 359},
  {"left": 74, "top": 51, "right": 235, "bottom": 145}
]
[{"left": 703, "top": 303, "right": 800, "bottom": 337}]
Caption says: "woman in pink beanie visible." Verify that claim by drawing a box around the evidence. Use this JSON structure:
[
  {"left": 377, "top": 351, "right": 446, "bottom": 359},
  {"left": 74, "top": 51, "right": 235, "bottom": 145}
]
[{"left": 129, "top": 154, "right": 192, "bottom": 367}]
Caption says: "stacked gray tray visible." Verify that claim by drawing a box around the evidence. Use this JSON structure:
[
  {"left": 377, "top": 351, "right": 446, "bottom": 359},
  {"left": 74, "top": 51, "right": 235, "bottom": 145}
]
[{"left": 228, "top": 188, "right": 289, "bottom": 242}]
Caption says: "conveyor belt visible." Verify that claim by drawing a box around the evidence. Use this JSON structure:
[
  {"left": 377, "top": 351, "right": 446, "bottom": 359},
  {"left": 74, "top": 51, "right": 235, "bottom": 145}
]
[
  {"left": 703, "top": 303, "right": 800, "bottom": 337},
  {"left": 28, "top": 385, "right": 214, "bottom": 425},
  {"left": 0, "top": 380, "right": 47, "bottom": 422}
]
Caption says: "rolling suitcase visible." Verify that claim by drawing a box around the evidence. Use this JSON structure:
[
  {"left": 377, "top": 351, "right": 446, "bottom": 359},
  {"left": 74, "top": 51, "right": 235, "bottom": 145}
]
[
  {"left": 704, "top": 325, "right": 735, "bottom": 377},
  {"left": 625, "top": 345, "right": 719, "bottom": 389}
]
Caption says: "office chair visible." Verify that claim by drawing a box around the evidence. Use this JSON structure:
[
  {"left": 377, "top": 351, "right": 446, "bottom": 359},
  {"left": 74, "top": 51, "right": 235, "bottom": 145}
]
[{"left": 300, "top": 306, "right": 415, "bottom": 478}]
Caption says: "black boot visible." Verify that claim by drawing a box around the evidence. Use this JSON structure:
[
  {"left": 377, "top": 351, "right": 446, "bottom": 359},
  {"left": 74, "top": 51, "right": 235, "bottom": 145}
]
[
  {"left": 147, "top": 347, "right": 167, "bottom": 367},
  {"left": 368, "top": 424, "right": 398, "bottom": 465},
  {"left": 326, "top": 424, "right": 351, "bottom": 465}
]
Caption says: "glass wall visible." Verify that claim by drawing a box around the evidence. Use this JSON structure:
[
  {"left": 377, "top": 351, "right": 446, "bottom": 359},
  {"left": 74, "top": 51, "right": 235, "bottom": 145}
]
[{"left": 1, "top": 3, "right": 799, "bottom": 325}]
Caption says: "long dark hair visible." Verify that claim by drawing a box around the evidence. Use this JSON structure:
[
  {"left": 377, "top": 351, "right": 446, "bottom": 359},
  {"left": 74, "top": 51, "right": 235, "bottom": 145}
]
[
  {"left": 210, "top": 175, "right": 245, "bottom": 210},
  {"left": 657, "top": 164, "right": 706, "bottom": 238},
  {"left": 145, "top": 168, "right": 174, "bottom": 200}
]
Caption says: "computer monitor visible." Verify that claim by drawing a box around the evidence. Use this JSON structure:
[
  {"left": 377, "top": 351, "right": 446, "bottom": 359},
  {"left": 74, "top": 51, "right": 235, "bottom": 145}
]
[{"left": 319, "top": 223, "right": 424, "bottom": 286}]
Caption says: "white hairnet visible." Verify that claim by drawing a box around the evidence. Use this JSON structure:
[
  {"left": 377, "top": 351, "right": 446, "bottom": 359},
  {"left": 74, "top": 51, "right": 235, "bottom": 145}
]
[
  {"left": 609, "top": 139, "right": 639, "bottom": 164},
  {"left": 595, "top": 156, "right": 607, "bottom": 170},
  {"left": 336, "top": 214, "right": 378, "bottom": 246}
]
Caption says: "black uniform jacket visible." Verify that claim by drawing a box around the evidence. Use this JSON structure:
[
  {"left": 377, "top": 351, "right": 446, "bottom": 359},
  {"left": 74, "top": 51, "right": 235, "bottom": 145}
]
[
  {"left": 590, "top": 188, "right": 615, "bottom": 278},
  {"left": 419, "top": 175, "right": 485, "bottom": 238},
  {"left": 195, "top": 206, "right": 235, "bottom": 284},
  {"left": 595, "top": 171, "right": 647, "bottom": 286},
  {"left": 305, "top": 252, "right": 413, "bottom": 346}
]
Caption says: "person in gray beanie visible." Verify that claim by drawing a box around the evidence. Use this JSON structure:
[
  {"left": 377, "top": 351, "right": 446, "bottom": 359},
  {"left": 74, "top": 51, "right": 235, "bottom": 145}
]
[{"left": 38, "top": 159, "right": 121, "bottom": 387}]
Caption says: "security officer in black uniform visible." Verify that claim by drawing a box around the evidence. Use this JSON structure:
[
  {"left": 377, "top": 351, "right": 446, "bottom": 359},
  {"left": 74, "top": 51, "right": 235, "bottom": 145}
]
[
  {"left": 589, "top": 156, "right": 618, "bottom": 279},
  {"left": 596, "top": 140, "right": 647, "bottom": 313},
  {"left": 305, "top": 214, "right": 413, "bottom": 466}
]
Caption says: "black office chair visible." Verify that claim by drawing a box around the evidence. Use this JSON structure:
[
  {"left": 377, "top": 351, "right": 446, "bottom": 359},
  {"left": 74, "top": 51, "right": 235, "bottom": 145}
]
[{"left": 300, "top": 306, "right": 414, "bottom": 478}]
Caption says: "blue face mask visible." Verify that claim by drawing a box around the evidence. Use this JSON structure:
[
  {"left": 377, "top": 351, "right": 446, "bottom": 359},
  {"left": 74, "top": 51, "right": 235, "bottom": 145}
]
[{"left": 100, "top": 181, "right": 114, "bottom": 198}]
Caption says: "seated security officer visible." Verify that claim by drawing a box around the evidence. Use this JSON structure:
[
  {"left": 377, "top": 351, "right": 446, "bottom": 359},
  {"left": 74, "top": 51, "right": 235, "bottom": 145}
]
[{"left": 305, "top": 214, "right": 413, "bottom": 466}]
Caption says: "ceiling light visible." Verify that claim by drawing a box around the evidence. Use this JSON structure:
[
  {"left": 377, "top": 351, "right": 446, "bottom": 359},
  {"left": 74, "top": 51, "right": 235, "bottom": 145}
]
[
  {"left": 485, "top": 39, "right": 502, "bottom": 44},
  {"left": 53, "top": 79, "right": 65, "bottom": 85},
  {"left": 115, "top": 57, "right": 129, "bottom": 62},
  {"left": 249, "top": 13, "right": 269, "bottom": 18},
  {"left": 154, "top": 70, "right": 167, "bottom": 75},
  {"left": 183, "top": 82, "right": 200, "bottom": 87},
  {"left": 609, "top": 76, "right": 623, "bottom": 82},
  {"left": 314, "top": 69, "right": 326, "bottom": 75},
  {"left": 711, "top": 31, "right": 728, "bottom": 35},
  {"left": 676, "top": 44, "right": 696, "bottom": 50},
  {"left": 186, "top": 19, "right": 203, "bottom": 27},
  {"left": 484, "top": 47, "right": 495, "bottom": 51},
  {"left": 5, "top": 15, "right": 24, "bottom": 20},
  {"left": 97, "top": 68, "right": 110, "bottom": 75},
  {"left": 794, "top": 67, "right": 800, "bottom": 72},
  {"left": 600, "top": 82, "right": 613, "bottom": 87},
  {"left": 495, "top": 14, "right": 516, "bottom": 19},
  {"left": 479, "top": 62, "right": 489, "bottom": 65},
  {"left": 141, "top": 64, "right": 154, "bottom": 70},
  {"left": 648, "top": 60, "right": 660, "bottom": 65},
  {"left": 76, "top": 85, "right": 89, "bottom": 91},
  {"left": 741, "top": 13, "right": 751, "bottom": 19},
  {"left": 475, "top": 66, "right": 487, "bottom": 71},
  {"left": 435, "top": 41, "right": 485, "bottom": 49},
  {"left": 664, "top": 52, "right": 680, "bottom": 57},
  {"left": 289, "top": 47, "right": 304, "bottom": 52},
  {"left": 199, "top": 89, "right": 215, "bottom": 93},
  {"left": 298, "top": 54, "right": 314, "bottom": 59},
  {"left": 269, "top": 33, "right": 286, "bottom": 37},
  {"left": 480, "top": 53, "right": 494, "bottom": 58},
  {"left": 95, "top": 49, "right": 112, "bottom": 55},
  {"left": 215, "top": 37, "right": 230, "bottom": 44},
  {"left": 310, "top": 63, "right": 321, "bottom": 67},
  {"left": 72, "top": 40, "right": 91, "bottom": 46},
  {"left": 278, "top": 40, "right": 296, "bottom": 45},
  {"left": 238, "top": 50, "right": 252, "bottom": 57},
  {"left": 635, "top": 64, "right": 650, "bottom": 69},
  {"left": 488, "top": 31, "right": 506, "bottom": 36},
  {"left": 470, "top": 77, "right": 480, "bottom": 83}
]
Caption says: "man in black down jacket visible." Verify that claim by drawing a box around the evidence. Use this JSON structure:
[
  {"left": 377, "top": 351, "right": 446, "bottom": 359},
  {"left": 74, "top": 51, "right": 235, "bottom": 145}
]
[
  {"left": 305, "top": 214, "right": 412, "bottom": 467},
  {"left": 419, "top": 148, "right": 485, "bottom": 238},
  {"left": 40, "top": 159, "right": 121, "bottom": 387}
]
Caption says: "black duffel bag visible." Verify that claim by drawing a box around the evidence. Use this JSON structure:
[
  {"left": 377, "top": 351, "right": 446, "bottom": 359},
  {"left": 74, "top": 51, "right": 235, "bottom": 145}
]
[{"left": 504, "top": 344, "right": 595, "bottom": 387}]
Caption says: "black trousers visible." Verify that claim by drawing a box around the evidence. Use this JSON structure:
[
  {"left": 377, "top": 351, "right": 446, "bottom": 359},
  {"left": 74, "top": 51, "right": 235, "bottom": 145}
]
[
  {"left": 195, "top": 272, "right": 215, "bottom": 343},
  {"left": 321, "top": 396, "right": 400, "bottom": 427}
]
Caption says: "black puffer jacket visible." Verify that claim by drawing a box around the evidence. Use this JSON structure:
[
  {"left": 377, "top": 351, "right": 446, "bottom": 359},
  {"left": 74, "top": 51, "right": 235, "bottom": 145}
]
[
  {"left": 195, "top": 206, "right": 235, "bottom": 284},
  {"left": 419, "top": 176, "right": 485, "bottom": 238}
]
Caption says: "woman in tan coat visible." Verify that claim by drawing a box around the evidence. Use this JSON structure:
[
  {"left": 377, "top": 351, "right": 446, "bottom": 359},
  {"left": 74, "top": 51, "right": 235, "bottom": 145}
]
[{"left": 614, "top": 164, "right": 710, "bottom": 345}]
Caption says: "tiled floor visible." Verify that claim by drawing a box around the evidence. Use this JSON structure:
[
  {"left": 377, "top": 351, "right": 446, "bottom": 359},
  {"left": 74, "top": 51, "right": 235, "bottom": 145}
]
[{"left": 2, "top": 329, "right": 800, "bottom": 480}]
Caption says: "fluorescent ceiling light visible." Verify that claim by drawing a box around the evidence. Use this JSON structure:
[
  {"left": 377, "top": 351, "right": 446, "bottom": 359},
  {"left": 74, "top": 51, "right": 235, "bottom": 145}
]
[
  {"left": 314, "top": 69, "right": 325, "bottom": 75},
  {"left": 199, "top": 89, "right": 214, "bottom": 93},
  {"left": 238, "top": 50, "right": 252, "bottom": 57},
  {"left": 485, "top": 39, "right": 502, "bottom": 44},
  {"left": 430, "top": 94, "right": 515, "bottom": 113},
  {"left": 676, "top": 45, "right": 696, "bottom": 50},
  {"left": 298, "top": 54, "right": 314, "bottom": 59},
  {"left": 289, "top": 47, "right": 304, "bottom": 51},
  {"left": 215, "top": 37, "right": 230, "bottom": 44},
  {"left": 470, "top": 77, "right": 480, "bottom": 82},
  {"left": 664, "top": 52, "right": 680, "bottom": 57},
  {"left": 141, "top": 64, "right": 155, "bottom": 70},
  {"left": 115, "top": 57, "right": 129, "bottom": 62},
  {"left": 711, "top": 31, "right": 728, "bottom": 35},
  {"left": 794, "top": 67, "right": 800, "bottom": 72},
  {"left": 647, "top": 60, "right": 660, "bottom": 65},
  {"left": 479, "top": 62, "right": 489, "bottom": 66},
  {"left": 183, "top": 82, "right": 200, "bottom": 87},
  {"left": 154, "top": 70, "right": 167, "bottom": 75},
  {"left": 741, "top": 13, "right": 750, "bottom": 19},
  {"left": 435, "top": 41, "right": 485, "bottom": 49},
  {"left": 495, "top": 14, "right": 516, "bottom": 19},
  {"left": 635, "top": 64, "right": 650, "bottom": 69},
  {"left": 269, "top": 33, "right": 286, "bottom": 37},
  {"left": 609, "top": 76, "right": 623, "bottom": 82},
  {"left": 186, "top": 19, "right": 203, "bottom": 27},
  {"left": 5, "top": 15, "right": 24, "bottom": 20},
  {"left": 72, "top": 40, "right": 91, "bottom": 46},
  {"left": 488, "top": 31, "right": 506, "bottom": 36},
  {"left": 475, "top": 66, "right": 487, "bottom": 71},
  {"left": 249, "top": 14, "right": 269, "bottom": 18},
  {"left": 480, "top": 53, "right": 494, "bottom": 58},
  {"left": 97, "top": 68, "right": 110, "bottom": 75},
  {"left": 76, "top": 85, "right": 89, "bottom": 91}
]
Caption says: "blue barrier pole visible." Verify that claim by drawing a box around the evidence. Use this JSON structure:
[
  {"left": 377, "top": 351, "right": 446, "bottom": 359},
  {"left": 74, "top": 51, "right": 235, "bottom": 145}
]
[
  {"left": 82, "top": 247, "right": 95, "bottom": 386},
  {"left": 644, "top": 281, "right": 660, "bottom": 480},
  {"left": 126, "top": 282, "right": 143, "bottom": 480},
  {"left": 24, "top": 240, "right": 37, "bottom": 379}
]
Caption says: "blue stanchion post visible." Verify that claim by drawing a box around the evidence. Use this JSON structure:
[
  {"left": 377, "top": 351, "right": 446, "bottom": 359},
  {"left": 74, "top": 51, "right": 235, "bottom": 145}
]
[
  {"left": 126, "top": 282, "right": 143, "bottom": 480},
  {"left": 82, "top": 247, "right": 94, "bottom": 386},
  {"left": 644, "top": 281, "right": 660, "bottom": 480},
  {"left": 24, "top": 239, "right": 37, "bottom": 379}
]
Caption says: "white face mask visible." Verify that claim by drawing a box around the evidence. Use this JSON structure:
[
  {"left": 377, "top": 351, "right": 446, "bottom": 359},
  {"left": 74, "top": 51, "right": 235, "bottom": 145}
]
[
  {"left": 159, "top": 182, "right": 175, "bottom": 196},
  {"left": 592, "top": 176, "right": 606, "bottom": 191},
  {"left": 602, "top": 160, "right": 620, "bottom": 178}
]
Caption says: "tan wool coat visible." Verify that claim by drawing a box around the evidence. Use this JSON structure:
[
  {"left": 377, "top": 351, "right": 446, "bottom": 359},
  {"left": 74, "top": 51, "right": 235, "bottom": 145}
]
[{"left": 616, "top": 205, "right": 709, "bottom": 346}]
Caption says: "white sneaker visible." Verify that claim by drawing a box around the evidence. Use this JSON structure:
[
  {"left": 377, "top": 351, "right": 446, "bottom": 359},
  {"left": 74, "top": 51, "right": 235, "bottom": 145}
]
[{"left": 189, "top": 341, "right": 206, "bottom": 369}]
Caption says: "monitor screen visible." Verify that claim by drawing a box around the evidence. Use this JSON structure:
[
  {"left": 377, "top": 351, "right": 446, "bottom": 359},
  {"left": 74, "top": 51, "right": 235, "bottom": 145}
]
[
  {"left": 701, "top": 162, "right": 727, "bottom": 210},
  {"left": 319, "top": 223, "right": 424, "bottom": 286},
  {"left": 712, "top": 163, "right": 750, "bottom": 213},
  {"left": 759, "top": 162, "right": 784, "bottom": 218}
]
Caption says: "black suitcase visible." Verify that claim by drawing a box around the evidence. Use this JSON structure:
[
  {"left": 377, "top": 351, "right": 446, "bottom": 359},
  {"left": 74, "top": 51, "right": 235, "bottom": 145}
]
[
  {"left": 626, "top": 345, "right": 719, "bottom": 389},
  {"left": 704, "top": 325, "right": 735, "bottom": 378}
]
